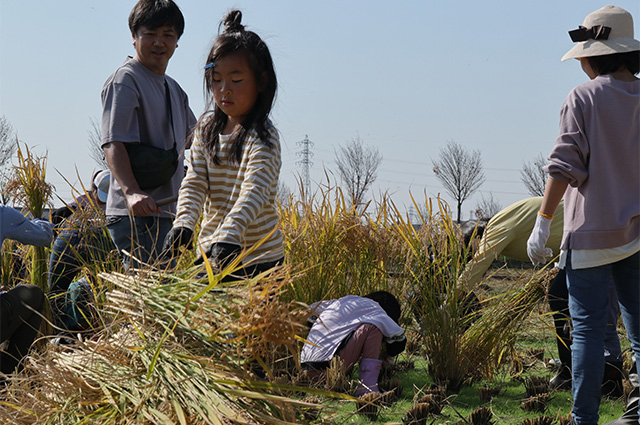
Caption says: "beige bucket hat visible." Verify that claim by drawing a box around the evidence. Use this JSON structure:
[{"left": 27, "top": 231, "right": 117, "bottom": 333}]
[{"left": 562, "top": 5, "right": 640, "bottom": 61}]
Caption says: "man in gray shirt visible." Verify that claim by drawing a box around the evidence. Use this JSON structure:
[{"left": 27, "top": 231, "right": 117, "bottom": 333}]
[{"left": 101, "top": 0, "right": 196, "bottom": 268}]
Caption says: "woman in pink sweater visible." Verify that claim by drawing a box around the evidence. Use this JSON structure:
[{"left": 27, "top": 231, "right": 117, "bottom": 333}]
[{"left": 527, "top": 5, "right": 639, "bottom": 424}]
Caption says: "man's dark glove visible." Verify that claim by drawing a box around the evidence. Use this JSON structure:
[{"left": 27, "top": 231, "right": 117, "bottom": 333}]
[
  {"left": 161, "top": 226, "right": 194, "bottom": 258},
  {"left": 194, "top": 242, "right": 241, "bottom": 271}
]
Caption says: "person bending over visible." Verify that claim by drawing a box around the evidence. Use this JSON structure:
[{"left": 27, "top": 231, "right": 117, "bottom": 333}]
[{"left": 301, "top": 291, "right": 406, "bottom": 396}]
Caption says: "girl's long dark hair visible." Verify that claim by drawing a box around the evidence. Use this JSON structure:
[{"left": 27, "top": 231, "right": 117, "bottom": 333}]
[{"left": 200, "top": 10, "right": 277, "bottom": 165}]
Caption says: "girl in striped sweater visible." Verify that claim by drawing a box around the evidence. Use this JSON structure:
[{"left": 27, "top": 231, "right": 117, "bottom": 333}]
[{"left": 164, "top": 10, "right": 283, "bottom": 279}]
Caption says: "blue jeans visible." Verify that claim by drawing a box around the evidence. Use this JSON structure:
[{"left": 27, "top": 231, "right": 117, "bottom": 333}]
[
  {"left": 548, "top": 269, "right": 622, "bottom": 368},
  {"left": 48, "top": 227, "right": 113, "bottom": 329},
  {"left": 567, "top": 251, "right": 640, "bottom": 424},
  {"left": 106, "top": 215, "right": 172, "bottom": 269}
]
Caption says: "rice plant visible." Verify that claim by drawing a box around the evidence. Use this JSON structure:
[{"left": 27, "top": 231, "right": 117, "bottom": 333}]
[
  {"left": 279, "top": 183, "right": 401, "bottom": 303},
  {"left": 281, "top": 184, "right": 550, "bottom": 393},
  {"left": 401, "top": 196, "right": 551, "bottom": 391},
  {"left": 5, "top": 143, "right": 53, "bottom": 293},
  {"left": 1, "top": 239, "right": 26, "bottom": 287},
  {"left": 5, "top": 143, "right": 54, "bottom": 336}
]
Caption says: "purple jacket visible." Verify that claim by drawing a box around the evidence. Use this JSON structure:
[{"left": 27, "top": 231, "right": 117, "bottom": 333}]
[{"left": 545, "top": 75, "right": 640, "bottom": 250}]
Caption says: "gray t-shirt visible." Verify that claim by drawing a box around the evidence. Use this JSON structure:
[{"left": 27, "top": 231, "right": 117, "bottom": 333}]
[{"left": 101, "top": 57, "right": 196, "bottom": 218}]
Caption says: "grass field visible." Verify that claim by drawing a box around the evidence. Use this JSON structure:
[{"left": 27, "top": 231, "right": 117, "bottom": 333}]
[
  {"left": 303, "top": 269, "right": 632, "bottom": 424},
  {"left": 1, "top": 176, "right": 634, "bottom": 424}
]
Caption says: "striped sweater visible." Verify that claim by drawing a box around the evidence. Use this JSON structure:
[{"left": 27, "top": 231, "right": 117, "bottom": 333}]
[{"left": 173, "top": 122, "right": 283, "bottom": 265}]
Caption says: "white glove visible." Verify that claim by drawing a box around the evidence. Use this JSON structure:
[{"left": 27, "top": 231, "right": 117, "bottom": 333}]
[{"left": 527, "top": 214, "right": 553, "bottom": 265}]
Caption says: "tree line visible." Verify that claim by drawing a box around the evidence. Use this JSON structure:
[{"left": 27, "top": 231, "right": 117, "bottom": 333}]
[{"left": 1, "top": 116, "right": 548, "bottom": 221}]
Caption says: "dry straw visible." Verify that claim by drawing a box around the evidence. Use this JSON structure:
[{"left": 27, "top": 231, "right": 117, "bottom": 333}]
[{"left": 0, "top": 267, "right": 319, "bottom": 424}]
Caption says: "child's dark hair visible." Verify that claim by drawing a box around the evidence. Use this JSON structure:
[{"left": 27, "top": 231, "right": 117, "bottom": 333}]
[
  {"left": 129, "top": 0, "right": 185, "bottom": 38},
  {"left": 364, "top": 291, "right": 402, "bottom": 324},
  {"left": 201, "top": 10, "right": 277, "bottom": 165},
  {"left": 586, "top": 51, "right": 640, "bottom": 76}
]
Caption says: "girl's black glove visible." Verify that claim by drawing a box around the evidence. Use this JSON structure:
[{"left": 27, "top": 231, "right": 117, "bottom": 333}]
[
  {"left": 194, "top": 242, "right": 241, "bottom": 270},
  {"left": 161, "top": 226, "right": 194, "bottom": 257}
]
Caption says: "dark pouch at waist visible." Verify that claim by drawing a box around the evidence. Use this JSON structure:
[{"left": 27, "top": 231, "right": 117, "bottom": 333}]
[
  {"left": 126, "top": 80, "right": 179, "bottom": 191},
  {"left": 125, "top": 143, "right": 178, "bottom": 190}
]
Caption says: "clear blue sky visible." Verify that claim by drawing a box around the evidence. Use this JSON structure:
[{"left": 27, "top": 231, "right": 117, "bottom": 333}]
[{"left": 1, "top": 1, "right": 639, "bottom": 218}]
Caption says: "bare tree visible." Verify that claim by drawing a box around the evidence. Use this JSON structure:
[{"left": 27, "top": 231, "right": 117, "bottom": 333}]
[
  {"left": 0, "top": 116, "right": 17, "bottom": 205},
  {"left": 520, "top": 153, "right": 547, "bottom": 197},
  {"left": 335, "top": 135, "right": 382, "bottom": 208},
  {"left": 475, "top": 193, "right": 502, "bottom": 219},
  {"left": 88, "top": 117, "right": 108, "bottom": 169},
  {"left": 432, "top": 140, "right": 485, "bottom": 223}
]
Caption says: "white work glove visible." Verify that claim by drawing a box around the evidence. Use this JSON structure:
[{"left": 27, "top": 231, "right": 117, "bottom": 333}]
[{"left": 527, "top": 214, "right": 553, "bottom": 265}]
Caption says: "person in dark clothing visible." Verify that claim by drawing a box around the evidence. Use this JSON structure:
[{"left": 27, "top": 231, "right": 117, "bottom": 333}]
[
  {"left": 0, "top": 205, "right": 54, "bottom": 375},
  {"left": 48, "top": 170, "right": 113, "bottom": 331},
  {"left": 0, "top": 284, "right": 44, "bottom": 375}
]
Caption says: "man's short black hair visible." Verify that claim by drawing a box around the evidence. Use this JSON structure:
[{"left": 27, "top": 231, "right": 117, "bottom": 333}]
[
  {"left": 129, "top": 0, "right": 185, "bottom": 38},
  {"left": 587, "top": 51, "right": 640, "bottom": 76}
]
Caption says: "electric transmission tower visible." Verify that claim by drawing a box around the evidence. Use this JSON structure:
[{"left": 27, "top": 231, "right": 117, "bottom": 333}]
[{"left": 296, "top": 135, "right": 314, "bottom": 195}]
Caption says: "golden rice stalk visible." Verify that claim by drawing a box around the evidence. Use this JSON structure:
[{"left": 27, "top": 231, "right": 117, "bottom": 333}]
[
  {"left": 1, "top": 239, "right": 20, "bottom": 287},
  {"left": 224, "top": 269, "right": 309, "bottom": 371},
  {"left": 326, "top": 356, "right": 351, "bottom": 393},
  {"left": 0, "top": 267, "right": 323, "bottom": 424},
  {"left": 278, "top": 183, "right": 402, "bottom": 303},
  {"left": 5, "top": 144, "right": 52, "bottom": 287},
  {"left": 432, "top": 268, "right": 549, "bottom": 390},
  {"left": 5, "top": 143, "right": 54, "bottom": 335},
  {"left": 6, "top": 143, "right": 53, "bottom": 286},
  {"left": 6, "top": 142, "right": 52, "bottom": 220}
]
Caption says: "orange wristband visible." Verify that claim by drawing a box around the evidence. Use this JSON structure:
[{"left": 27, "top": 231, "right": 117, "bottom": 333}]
[{"left": 538, "top": 211, "right": 553, "bottom": 220}]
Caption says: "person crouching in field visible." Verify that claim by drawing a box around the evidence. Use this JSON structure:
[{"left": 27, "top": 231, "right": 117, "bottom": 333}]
[
  {"left": 163, "top": 10, "right": 283, "bottom": 279},
  {"left": 301, "top": 291, "right": 406, "bottom": 396},
  {"left": 48, "top": 170, "right": 115, "bottom": 334}
]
